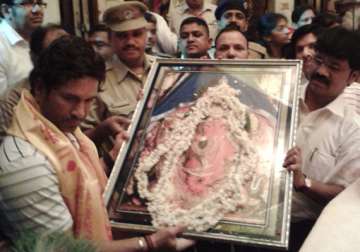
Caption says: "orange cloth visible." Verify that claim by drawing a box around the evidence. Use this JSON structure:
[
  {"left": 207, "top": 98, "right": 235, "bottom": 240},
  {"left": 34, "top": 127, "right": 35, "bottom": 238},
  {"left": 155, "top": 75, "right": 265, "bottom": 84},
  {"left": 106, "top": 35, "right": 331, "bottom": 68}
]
[{"left": 7, "top": 90, "right": 112, "bottom": 241}]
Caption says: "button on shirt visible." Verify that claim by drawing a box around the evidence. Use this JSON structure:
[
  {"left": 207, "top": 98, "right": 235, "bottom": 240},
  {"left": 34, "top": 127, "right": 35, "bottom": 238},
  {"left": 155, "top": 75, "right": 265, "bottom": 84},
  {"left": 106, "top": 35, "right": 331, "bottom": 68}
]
[
  {"left": 168, "top": 2, "right": 218, "bottom": 39},
  {"left": 292, "top": 83, "right": 360, "bottom": 221},
  {"left": 84, "top": 54, "right": 154, "bottom": 129},
  {"left": 0, "top": 21, "right": 33, "bottom": 95}
]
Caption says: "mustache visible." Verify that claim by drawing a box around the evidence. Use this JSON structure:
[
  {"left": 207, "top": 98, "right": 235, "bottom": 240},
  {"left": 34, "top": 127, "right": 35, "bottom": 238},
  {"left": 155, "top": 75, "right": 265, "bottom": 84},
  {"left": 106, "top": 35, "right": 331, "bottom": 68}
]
[
  {"left": 65, "top": 115, "right": 85, "bottom": 122},
  {"left": 186, "top": 43, "right": 196, "bottom": 48},
  {"left": 123, "top": 45, "right": 139, "bottom": 50},
  {"left": 229, "top": 21, "right": 241, "bottom": 27},
  {"left": 310, "top": 73, "right": 331, "bottom": 86}
]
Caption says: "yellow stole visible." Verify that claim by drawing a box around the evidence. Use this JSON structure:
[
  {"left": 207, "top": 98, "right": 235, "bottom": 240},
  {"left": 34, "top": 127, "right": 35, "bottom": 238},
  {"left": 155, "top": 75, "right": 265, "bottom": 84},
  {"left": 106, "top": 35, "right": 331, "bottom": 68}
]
[{"left": 7, "top": 90, "right": 112, "bottom": 241}]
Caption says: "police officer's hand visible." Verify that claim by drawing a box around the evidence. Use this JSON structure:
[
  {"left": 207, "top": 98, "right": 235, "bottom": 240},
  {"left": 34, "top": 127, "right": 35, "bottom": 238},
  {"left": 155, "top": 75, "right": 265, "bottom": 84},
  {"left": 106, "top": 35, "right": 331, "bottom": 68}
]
[{"left": 103, "top": 115, "right": 130, "bottom": 136}]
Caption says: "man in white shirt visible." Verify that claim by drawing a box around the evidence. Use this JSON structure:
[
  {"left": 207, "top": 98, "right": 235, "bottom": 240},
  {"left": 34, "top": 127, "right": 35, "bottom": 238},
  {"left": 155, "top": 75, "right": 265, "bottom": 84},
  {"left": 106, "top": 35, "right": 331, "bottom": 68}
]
[
  {"left": 0, "top": 0, "right": 45, "bottom": 94},
  {"left": 148, "top": 10, "right": 178, "bottom": 55},
  {"left": 283, "top": 27, "right": 360, "bottom": 251},
  {"left": 144, "top": 12, "right": 175, "bottom": 58},
  {"left": 168, "top": 0, "right": 217, "bottom": 40}
]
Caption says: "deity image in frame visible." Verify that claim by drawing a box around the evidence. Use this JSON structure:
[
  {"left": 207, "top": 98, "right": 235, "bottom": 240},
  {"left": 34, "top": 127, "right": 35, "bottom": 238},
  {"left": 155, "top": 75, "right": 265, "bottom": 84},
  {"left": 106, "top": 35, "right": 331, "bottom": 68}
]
[{"left": 104, "top": 59, "right": 301, "bottom": 249}]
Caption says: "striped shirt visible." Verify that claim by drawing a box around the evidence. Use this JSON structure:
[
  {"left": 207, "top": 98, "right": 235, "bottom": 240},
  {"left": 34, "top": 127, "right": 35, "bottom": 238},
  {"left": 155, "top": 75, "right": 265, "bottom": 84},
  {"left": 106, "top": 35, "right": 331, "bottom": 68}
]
[
  {"left": 0, "top": 136, "right": 73, "bottom": 240},
  {"left": 0, "top": 79, "right": 29, "bottom": 144}
]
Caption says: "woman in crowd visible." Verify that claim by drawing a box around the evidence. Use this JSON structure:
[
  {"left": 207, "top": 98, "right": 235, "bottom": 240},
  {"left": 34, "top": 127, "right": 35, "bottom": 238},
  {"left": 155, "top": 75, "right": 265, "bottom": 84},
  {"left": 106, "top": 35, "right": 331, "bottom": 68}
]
[{"left": 257, "top": 12, "right": 291, "bottom": 58}]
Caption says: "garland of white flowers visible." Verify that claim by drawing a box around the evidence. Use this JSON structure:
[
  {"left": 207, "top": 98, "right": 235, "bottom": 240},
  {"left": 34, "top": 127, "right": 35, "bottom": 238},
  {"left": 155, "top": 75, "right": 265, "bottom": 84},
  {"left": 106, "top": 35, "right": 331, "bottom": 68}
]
[{"left": 135, "top": 77, "right": 260, "bottom": 231}]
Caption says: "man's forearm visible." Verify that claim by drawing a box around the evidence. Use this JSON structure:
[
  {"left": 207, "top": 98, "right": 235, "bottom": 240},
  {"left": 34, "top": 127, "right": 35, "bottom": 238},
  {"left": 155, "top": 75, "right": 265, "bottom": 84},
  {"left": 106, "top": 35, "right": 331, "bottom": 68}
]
[
  {"left": 96, "top": 237, "right": 147, "bottom": 252},
  {"left": 301, "top": 178, "right": 345, "bottom": 204}
]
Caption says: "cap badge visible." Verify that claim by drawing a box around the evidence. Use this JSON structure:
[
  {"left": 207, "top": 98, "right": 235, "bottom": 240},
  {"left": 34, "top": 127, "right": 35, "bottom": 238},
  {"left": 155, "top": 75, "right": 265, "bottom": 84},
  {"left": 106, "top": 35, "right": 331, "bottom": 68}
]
[{"left": 124, "top": 10, "right": 134, "bottom": 20}]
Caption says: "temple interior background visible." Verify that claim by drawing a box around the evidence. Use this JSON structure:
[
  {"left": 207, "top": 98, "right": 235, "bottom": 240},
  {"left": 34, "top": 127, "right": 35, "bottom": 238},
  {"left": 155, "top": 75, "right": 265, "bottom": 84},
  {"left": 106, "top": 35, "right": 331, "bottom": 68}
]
[{"left": 46, "top": 0, "right": 358, "bottom": 37}]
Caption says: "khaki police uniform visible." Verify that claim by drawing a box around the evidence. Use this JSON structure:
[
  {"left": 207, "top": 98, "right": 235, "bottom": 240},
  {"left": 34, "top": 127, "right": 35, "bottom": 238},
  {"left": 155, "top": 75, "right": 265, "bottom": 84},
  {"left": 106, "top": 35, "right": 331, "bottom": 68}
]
[
  {"left": 83, "top": 54, "right": 154, "bottom": 133},
  {"left": 248, "top": 41, "right": 268, "bottom": 59},
  {"left": 85, "top": 1, "right": 153, "bottom": 128},
  {"left": 102, "top": 54, "right": 153, "bottom": 117}
]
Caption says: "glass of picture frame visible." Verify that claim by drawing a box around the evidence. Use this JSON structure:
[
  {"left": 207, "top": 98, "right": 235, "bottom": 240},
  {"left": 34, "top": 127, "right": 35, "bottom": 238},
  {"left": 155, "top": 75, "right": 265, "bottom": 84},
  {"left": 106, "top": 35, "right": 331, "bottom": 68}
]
[{"left": 104, "top": 59, "right": 302, "bottom": 250}]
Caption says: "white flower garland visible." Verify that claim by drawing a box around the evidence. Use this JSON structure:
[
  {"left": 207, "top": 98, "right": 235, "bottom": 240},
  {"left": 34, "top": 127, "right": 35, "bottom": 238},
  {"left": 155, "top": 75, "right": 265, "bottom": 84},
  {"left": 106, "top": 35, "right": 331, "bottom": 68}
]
[{"left": 135, "top": 77, "right": 260, "bottom": 231}]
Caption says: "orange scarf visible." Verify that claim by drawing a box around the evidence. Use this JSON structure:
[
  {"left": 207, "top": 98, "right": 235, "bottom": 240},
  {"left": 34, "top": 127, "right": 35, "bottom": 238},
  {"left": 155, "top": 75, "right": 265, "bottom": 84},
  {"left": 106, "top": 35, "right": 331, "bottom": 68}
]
[{"left": 7, "top": 90, "right": 112, "bottom": 241}]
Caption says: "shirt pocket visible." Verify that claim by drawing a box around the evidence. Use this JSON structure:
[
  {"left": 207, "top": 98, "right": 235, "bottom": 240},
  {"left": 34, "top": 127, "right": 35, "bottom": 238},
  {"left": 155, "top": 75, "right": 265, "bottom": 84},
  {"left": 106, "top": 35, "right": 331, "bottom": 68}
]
[
  {"left": 107, "top": 100, "right": 134, "bottom": 117},
  {"left": 306, "top": 148, "right": 335, "bottom": 179}
]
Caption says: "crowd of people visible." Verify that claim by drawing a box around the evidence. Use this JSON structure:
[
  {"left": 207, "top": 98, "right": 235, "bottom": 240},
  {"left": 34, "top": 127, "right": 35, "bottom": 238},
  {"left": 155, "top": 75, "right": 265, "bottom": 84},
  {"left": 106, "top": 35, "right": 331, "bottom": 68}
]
[{"left": 0, "top": 0, "right": 360, "bottom": 251}]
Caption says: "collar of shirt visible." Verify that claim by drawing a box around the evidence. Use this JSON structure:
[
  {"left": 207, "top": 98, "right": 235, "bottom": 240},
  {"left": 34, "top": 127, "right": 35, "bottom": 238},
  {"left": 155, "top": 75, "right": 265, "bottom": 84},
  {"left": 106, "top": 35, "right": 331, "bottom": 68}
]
[
  {"left": 179, "top": 2, "right": 214, "bottom": 15},
  {"left": 109, "top": 54, "right": 153, "bottom": 85},
  {"left": 300, "top": 81, "right": 347, "bottom": 123},
  {"left": 105, "top": 61, "right": 113, "bottom": 71},
  {"left": 0, "top": 20, "right": 27, "bottom": 46}
]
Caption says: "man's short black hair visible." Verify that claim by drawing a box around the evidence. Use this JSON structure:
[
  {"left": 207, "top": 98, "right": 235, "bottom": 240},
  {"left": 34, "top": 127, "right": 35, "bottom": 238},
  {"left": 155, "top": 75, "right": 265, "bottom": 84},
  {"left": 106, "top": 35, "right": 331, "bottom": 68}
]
[
  {"left": 180, "top": 16, "right": 209, "bottom": 36},
  {"left": 30, "top": 23, "right": 67, "bottom": 63},
  {"left": 29, "top": 36, "right": 106, "bottom": 93},
  {"left": 215, "top": 24, "right": 248, "bottom": 46},
  {"left": 144, "top": 12, "right": 156, "bottom": 25},
  {"left": 316, "top": 27, "right": 360, "bottom": 70},
  {"left": 285, "top": 24, "right": 325, "bottom": 59},
  {"left": 88, "top": 24, "right": 111, "bottom": 40}
]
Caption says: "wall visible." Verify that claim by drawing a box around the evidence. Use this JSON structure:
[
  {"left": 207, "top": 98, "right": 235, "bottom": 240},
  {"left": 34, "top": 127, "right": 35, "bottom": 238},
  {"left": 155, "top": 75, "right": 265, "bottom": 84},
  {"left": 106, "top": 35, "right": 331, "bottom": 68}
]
[
  {"left": 268, "top": 0, "right": 294, "bottom": 22},
  {"left": 50, "top": 0, "right": 297, "bottom": 31},
  {"left": 98, "top": 0, "right": 123, "bottom": 20},
  {"left": 43, "top": 0, "right": 61, "bottom": 24}
]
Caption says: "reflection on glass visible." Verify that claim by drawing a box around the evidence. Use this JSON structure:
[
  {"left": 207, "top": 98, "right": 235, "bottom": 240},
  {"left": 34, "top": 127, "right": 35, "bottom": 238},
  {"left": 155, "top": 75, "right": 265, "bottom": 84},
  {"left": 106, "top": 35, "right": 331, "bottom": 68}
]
[{"left": 107, "top": 60, "right": 300, "bottom": 249}]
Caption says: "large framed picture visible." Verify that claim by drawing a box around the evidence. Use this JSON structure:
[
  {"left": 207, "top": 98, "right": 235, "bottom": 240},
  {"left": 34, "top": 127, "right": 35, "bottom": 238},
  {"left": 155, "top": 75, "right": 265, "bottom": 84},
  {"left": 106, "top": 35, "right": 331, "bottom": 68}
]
[{"left": 104, "top": 59, "right": 302, "bottom": 249}]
